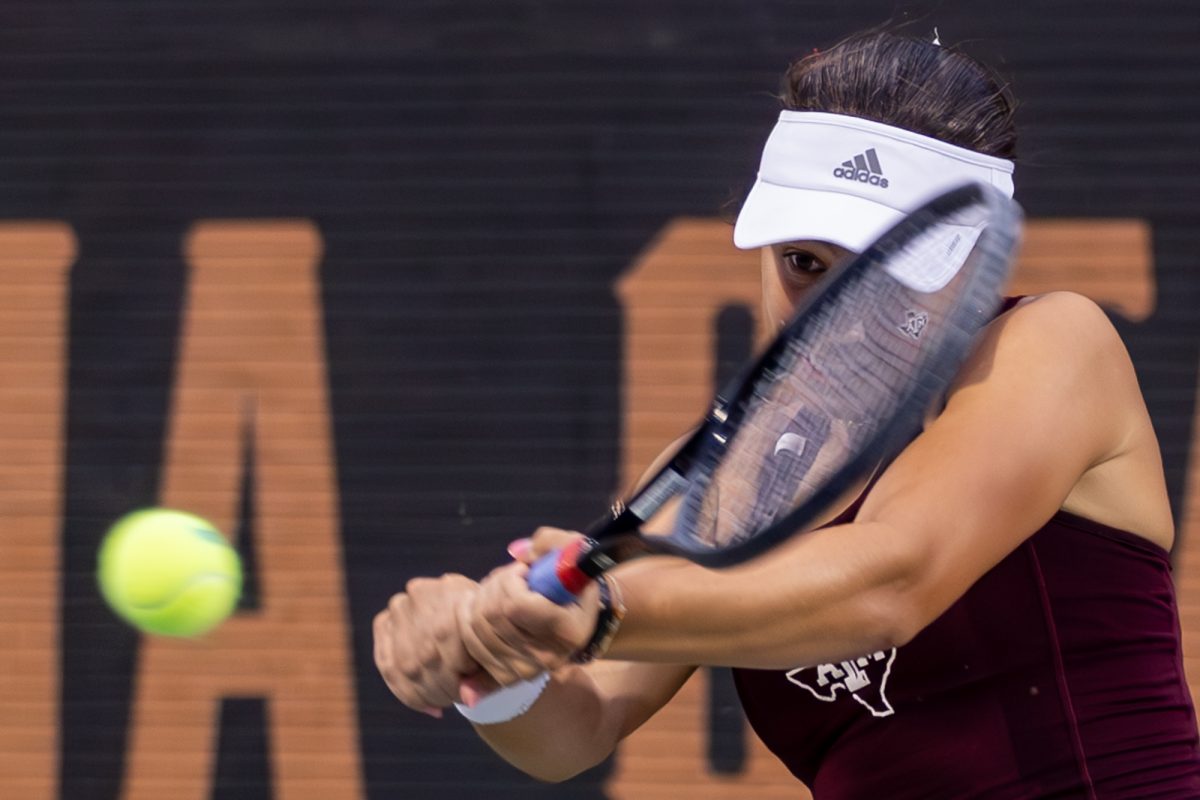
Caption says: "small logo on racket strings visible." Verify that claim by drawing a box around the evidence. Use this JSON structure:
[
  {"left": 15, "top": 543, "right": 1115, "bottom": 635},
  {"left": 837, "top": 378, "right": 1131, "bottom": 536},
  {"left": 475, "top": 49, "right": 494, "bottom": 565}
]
[
  {"left": 773, "top": 432, "right": 807, "bottom": 457},
  {"left": 786, "top": 648, "right": 897, "bottom": 718},
  {"left": 833, "top": 147, "right": 889, "bottom": 188},
  {"left": 898, "top": 310, "right": 929, "bottom": 340}
]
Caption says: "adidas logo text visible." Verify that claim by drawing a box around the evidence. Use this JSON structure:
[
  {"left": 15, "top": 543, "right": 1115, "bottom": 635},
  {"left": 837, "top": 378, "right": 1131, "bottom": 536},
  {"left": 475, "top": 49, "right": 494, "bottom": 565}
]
[{"left": 832, "top": 147, "right": 889, "bottom": 188}]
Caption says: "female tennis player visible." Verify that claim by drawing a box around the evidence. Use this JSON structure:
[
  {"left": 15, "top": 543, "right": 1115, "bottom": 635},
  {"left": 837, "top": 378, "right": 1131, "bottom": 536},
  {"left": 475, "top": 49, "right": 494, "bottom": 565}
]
[{"left": 374, "top": 29, "right": 1200, "bottom": 796}]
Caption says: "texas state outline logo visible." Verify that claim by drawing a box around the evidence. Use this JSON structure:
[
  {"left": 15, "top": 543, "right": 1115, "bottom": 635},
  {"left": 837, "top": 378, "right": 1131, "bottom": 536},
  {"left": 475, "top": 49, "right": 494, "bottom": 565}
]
[{"left": 785, "top": 648, "right": 898, "bottom": 718}]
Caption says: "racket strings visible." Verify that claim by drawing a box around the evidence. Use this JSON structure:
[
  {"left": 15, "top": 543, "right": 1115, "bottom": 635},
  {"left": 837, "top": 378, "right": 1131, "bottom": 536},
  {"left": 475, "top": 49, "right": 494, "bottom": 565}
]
[{"left": 675, "top": 211, "right": 993, "bottom": 550}]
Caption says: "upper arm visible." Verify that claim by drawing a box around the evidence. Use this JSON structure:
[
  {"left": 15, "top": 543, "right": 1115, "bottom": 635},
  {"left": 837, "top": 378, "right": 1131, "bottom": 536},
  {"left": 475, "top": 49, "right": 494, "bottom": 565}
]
[{"left": 856, "top": 292, "right": 1139, "bottom": 631}]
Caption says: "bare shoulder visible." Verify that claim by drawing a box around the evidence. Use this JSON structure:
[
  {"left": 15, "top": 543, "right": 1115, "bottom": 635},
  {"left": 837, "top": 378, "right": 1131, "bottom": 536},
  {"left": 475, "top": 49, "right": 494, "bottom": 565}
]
[
  {"left": 963, "top": 291, "right": 1174, "bottom": 547},
  {"left": 1013, "top": 290, "right": 1128, "bottom": 337},
  {"left": 855, "top": 290, "right": 1172, "bottom": 618},
  {"left": 951, "top": 291, "right": 1138, "bottom": 421},
  {"left": 983, "top": 291, "right": 1131, "bottom": 374}
]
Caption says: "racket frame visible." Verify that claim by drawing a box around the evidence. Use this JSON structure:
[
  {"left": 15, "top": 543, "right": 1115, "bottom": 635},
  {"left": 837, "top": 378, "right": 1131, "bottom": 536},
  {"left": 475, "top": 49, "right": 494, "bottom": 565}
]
[{"left": 566, "top": 181, "right": 1022, "bottom": 577}]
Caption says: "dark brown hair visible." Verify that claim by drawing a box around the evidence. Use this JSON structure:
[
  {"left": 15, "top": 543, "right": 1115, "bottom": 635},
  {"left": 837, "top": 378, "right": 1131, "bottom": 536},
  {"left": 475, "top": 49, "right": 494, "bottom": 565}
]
[{"left": 782, "top": 30, "right": 1017, "bottom": 159}]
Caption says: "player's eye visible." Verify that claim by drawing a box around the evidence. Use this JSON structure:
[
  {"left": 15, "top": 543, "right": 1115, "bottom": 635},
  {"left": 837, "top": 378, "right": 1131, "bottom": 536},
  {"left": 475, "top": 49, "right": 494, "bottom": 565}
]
[{"left": 782, "top": 250, "right": 828, "bottom": 277}]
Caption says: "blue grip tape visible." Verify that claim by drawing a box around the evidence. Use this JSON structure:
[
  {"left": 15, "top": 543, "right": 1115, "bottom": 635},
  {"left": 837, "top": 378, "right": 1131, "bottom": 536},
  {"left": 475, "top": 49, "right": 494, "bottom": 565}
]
[{"left": 526, "top": 549, "right": 578, "bottom": 605}]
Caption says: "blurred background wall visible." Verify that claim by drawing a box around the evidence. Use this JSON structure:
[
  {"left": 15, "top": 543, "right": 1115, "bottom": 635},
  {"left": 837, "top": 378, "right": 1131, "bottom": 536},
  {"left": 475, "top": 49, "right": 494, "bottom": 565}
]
[{"left": 0, "top": 1, "right": 1197, "bottom": 798}]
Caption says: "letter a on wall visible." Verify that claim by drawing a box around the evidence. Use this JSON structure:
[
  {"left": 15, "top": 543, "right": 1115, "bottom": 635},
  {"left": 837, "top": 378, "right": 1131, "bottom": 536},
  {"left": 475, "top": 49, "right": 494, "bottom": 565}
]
[{"left": 120, "top": 221, "right": 364, "bottom": 800}]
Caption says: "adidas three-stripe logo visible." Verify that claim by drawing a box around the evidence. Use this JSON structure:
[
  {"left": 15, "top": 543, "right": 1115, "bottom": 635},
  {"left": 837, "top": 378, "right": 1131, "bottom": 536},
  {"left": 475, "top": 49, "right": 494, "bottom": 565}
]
[{"left": 832, "top": 147, "right": 890, "bottom": 188}]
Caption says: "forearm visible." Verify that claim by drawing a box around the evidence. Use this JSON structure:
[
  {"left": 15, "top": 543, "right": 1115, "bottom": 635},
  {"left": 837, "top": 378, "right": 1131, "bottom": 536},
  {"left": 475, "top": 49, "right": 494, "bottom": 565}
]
[
  {"left": 472, "top": 661, "right": 692, "bottom": 782},
  {"left": 471, "top": 667, "right": 616, "bottom": 782},
  {"left": 607, "top": 520, "right": 923, "bottom": 669}
]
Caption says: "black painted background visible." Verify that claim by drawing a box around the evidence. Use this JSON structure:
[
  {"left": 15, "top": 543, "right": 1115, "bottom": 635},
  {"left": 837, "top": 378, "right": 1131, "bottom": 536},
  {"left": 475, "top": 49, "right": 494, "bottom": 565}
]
[{"left": 3, "top": 0, "right": 1195, "bottom": 797}]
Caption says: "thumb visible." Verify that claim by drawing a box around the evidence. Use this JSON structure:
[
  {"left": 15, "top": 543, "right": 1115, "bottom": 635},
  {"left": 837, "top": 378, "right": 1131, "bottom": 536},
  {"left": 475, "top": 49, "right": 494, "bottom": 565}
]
[{"left": 529, "top": 527, "right": 586, "bottom": 559}]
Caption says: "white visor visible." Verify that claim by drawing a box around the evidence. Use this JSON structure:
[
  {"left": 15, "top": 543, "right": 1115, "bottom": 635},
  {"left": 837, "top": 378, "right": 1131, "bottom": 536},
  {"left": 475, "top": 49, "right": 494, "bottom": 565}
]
[{"left": 733, "top": 111, "right": 1015, "bottom": 252}]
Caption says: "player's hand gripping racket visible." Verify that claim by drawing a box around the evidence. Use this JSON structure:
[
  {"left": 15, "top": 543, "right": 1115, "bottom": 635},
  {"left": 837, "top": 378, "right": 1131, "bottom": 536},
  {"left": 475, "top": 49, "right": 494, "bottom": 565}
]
[{"left": 460, "top": 181, "right": 1022, "bottom": 719}]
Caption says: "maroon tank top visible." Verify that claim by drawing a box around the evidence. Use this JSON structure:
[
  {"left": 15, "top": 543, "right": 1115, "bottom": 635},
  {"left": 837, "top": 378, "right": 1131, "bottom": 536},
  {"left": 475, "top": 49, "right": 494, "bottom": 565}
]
[
  {"left": 733, "top": 299, "right": 1200, "bottom": 797},
  {"left": 732, "top": 512, "right": 1200, "bottom": 797}
]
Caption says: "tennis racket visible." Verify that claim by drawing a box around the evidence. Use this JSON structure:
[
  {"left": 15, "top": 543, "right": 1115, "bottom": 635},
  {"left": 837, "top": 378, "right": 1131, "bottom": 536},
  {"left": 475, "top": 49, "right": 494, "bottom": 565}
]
[{"left": 460, "top": 180, "right": 1022, "bottom": 719}]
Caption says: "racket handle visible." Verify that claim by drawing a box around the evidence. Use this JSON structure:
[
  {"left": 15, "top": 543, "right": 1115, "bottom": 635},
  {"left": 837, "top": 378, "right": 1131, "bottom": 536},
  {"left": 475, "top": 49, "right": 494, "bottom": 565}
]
[
  {"left": 526, "top": 538, "right": 593, "bottom": 605},
  {"left": 455, "top": 673, "right": 550, "bottom": 724},
  {"left": 455, "top": 538, "right": 594, "bottom": 723}
]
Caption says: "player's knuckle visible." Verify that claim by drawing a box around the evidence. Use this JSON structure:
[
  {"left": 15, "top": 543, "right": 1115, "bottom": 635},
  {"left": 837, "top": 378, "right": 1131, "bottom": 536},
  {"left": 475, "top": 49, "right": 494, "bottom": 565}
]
[
  {"left": 371, "top": 622, "right": 390, "bottom": 654},
  {"left": 372, "top": 645, "right": 390, "bottom": 674},
  {"left": 432, "top": 620, "right": 457, "bottom": 645},
  {"left": 394, "top": 655, "right": 421, "bottom": 682},
  {"left": 405, "top": 577, "right": 431, "bottom": 597},
  {"left": 387, "top": 592, "right": 410, "bottom": 616},
  {"left": 531, "top": 527, "right": 560, "bottom": 547},
  {"left": 444, "top": 572, "right": 472, "bottom": 588}
]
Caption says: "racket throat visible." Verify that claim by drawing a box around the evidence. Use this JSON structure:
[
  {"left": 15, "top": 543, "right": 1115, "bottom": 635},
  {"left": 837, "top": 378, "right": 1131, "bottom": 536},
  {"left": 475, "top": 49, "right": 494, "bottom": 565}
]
[{"left": 577, "top": 535, "right": 659, "bottom": 576}]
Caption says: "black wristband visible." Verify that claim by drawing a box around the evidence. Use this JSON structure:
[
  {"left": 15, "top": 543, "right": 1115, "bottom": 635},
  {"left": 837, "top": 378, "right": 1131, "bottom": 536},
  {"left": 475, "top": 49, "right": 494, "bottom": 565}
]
[{"left": 572, "top": 575, "right": 627, "bottom": 664}]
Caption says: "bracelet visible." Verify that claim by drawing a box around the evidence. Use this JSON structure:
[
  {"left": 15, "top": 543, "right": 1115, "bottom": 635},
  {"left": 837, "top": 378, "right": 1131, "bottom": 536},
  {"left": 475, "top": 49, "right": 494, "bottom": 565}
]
[
  {"left": 454, "top": 672, "right": 550, "bottom": 725},
  {"left": 572, "top": 574, "right": 627, "bottom": 664}
]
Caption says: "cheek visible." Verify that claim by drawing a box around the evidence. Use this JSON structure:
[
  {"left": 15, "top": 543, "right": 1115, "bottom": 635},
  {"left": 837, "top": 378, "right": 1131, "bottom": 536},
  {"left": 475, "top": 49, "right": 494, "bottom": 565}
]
[
  {"left": 759, "top": 255, "right": 790, "bottom": 329},
  {"left": 761, "top": 263, "right": 802, "bottom": 322}
]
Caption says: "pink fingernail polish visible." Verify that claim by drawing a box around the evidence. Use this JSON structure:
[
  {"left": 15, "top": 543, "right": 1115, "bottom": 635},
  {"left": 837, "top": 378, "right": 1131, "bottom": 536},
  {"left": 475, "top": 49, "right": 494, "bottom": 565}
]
[
  {"left": 506, "top": 538, "right": 532, "bottom": 560},
  {"left": 422, "top": 707, "right": 443, "bottom": 719},
  {"left": 459, "top": 683, "right": 481, "bottom": 708}
]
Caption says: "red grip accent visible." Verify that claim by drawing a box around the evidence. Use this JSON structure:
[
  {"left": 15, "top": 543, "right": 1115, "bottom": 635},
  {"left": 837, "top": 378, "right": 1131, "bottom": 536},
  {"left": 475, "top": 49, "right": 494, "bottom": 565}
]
[{"left": 554, "top": 538, "right": 592, "bottom": 596}]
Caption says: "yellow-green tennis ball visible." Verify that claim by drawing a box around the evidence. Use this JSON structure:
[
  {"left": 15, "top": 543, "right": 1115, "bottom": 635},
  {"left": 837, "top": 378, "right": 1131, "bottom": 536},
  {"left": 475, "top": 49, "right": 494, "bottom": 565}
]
[{"left": 97, "top": 509, "right": 242, "bottom": 637}]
